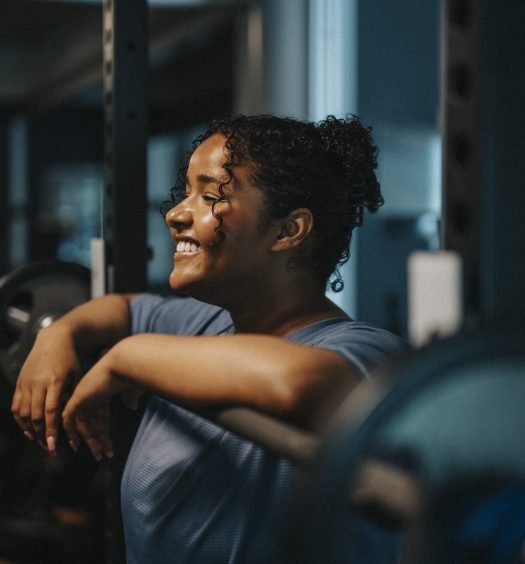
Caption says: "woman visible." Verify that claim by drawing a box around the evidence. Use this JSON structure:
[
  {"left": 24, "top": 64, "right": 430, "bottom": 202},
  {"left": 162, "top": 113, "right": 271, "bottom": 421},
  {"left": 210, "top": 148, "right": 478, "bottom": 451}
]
[{"left": 11, "top": 114, "right": 408, "bottom": 563}]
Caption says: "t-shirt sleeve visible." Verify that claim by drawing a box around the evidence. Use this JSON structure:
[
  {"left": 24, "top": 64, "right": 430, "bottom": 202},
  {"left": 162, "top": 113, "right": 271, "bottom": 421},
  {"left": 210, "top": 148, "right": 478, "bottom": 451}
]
[
  {"left": 130, "top": 293, "right": 234, "bottom": 336},
  {"left": 302, "top": 322, "right": 410, "bottom": 379},
  {"left": 130, "top": 294, "right": 167, "bottom": 334}
]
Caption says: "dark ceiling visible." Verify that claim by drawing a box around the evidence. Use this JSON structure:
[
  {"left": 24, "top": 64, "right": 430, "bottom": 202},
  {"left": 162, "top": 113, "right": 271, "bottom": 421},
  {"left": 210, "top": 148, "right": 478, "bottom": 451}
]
[{"left": 0, "top": 0, "right": 241, "bottom": 131}]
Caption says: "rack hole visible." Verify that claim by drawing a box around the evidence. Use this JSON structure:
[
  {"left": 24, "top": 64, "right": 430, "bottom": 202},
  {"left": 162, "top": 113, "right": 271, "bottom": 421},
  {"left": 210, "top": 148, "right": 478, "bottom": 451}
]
[
  {"left": 449, "top": 132, "right": 471, "bottom": 168},
  {"left": 448, "top": 0, "right": 471, "bottom": 29},
  {"left": 451, "top": 199, "right": 470, "bottom": 237},
  {"left": 448, "top": 63, "right": 472, "bottom": 99}
]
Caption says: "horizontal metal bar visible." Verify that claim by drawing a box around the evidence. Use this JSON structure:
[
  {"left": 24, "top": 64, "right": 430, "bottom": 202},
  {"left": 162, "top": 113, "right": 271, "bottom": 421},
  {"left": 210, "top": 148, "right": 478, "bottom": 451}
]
[{"left": 209, "top": 407, "right": 320, "bottom": 464}]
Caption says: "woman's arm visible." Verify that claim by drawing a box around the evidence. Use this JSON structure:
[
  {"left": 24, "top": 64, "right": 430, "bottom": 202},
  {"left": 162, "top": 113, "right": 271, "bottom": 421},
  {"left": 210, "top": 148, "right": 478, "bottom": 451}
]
[
  {"left": 11, "top": 293, "right": 134, "bottom": 452},
  {"left": 62, "top": 332, "right": 359, "bottom": 458}
]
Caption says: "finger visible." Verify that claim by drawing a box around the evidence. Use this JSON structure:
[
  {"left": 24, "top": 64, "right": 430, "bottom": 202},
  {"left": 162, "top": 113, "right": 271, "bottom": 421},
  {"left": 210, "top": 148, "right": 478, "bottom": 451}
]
[
  {"left": 10, "top": 387, "right": 20, "bottom": 415},
  {"left": 75, "top": 417, "right": 104, "bottom": 462},
  {"left": 30, "top": 385, "right": 47, "bottom": 438},
  {"left": 91, "top": 407, "right": 114, "bottom": 458},
  {"left": 10, "top": 389, "right": 30, "bottom": 438},
  {"left": 62, "top": 403, "right": 81, "bottom": 453},
  {"left": 44, "top": 381, "right": 64, "bottom": 450},
  {"left": 14, "top": 387, "right": 34, "bottom": 437}
]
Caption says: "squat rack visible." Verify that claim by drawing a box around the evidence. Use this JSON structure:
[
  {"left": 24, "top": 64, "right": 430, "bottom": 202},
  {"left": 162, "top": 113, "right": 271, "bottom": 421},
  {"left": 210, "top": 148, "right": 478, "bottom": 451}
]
[{"left": 103, "top": 0, "right": 148, "bottom": 294}]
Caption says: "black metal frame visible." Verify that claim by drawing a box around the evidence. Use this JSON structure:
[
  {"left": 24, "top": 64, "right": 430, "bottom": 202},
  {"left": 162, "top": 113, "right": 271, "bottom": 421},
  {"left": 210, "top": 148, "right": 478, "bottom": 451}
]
[
  {"left": 103, "top": 0, "right": 148, "bottom": 293},
  {"left": 0, "top": 120, "right": 8, "bottom": 275},
  {"left": 442, "top": 0, "right": 525, "bottom": 327},
  {"left": 102, "top": 3, "right": 149, "bottom": 562}
]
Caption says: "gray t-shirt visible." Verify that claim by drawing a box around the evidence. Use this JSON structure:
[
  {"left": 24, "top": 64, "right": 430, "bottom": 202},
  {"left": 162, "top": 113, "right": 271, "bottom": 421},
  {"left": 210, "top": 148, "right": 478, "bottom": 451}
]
[{"left": 121, "top": 293, "right": 408, "bottom": 564}]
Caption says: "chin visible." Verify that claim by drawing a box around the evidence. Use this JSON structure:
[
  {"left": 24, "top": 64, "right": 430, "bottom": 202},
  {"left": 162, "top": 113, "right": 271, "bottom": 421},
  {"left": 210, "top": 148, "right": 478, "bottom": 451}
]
[
  {"left": 169, "top": 273, "right": 205, "bottom": 298},
  {"left": 168, "top": 272, "right": 191, "bottom": 293}
]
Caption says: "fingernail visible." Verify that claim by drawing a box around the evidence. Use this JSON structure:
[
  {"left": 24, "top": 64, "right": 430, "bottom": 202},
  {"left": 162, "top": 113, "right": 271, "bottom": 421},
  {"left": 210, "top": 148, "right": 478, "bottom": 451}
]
[
  {"left": 38, "top": 440, "right": 47, "bottom": 451},
  {"left": 47, "top": 436, "right": 56, "bottom": 456},
  {"left": 68, "top": 440, "right": 78, "bottom": 453},
  {"left": 105, "top": 451, "right": 114, "bottom": 459},
  {"left": 23, "top": 431, "right": 34, "bottom": 441},
  {"left": 94, "top": 453, "right": 103, "bottom": 462}
]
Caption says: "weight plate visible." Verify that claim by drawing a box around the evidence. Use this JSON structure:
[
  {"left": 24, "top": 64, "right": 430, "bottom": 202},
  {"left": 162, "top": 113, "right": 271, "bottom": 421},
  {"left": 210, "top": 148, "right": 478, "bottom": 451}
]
[{"left": 0, "top": 260, "right": 91, "bottom": 386}]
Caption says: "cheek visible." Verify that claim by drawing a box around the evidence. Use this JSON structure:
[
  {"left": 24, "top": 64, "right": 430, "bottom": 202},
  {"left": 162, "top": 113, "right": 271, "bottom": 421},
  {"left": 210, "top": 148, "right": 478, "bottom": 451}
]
[
  {"left": 201, "top": 211, "right": 219, "bottom": 231},
  {"left": 204, "top": 202, "right": 261, "bottom": 249},
  {"left": 197, "top": 211, "right": 222, "bottom": 245},
  {"left": 199, "top": 206, "right": 233, "bottom": 243}
]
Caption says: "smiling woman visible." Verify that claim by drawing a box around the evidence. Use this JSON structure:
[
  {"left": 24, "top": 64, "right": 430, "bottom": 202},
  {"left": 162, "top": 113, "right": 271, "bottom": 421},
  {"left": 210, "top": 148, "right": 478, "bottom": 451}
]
[
  {"left": 162, "top": 133, "right": 277, "bottom": 308},
  {"left": 11, "top": 114, "right": 409, "bottom": 564}
]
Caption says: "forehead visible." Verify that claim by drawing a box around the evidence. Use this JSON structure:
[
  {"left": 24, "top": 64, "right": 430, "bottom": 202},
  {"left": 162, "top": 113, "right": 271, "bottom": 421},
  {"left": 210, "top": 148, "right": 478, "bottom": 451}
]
[
  {"left": 187, "top": 133, "right": 257, "bottom": 193},
  {"left": 188, "top": 134, "right": 228, "bottom": 174}
]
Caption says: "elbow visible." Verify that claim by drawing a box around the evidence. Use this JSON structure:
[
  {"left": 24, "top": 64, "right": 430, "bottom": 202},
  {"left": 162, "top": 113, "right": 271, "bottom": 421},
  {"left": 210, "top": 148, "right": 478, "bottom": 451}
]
[
  {"left": 271, "top": 360, "right": 357, "bottom": 429},
  {"left": 271, "top": 378, "right": 304, "bottom": 419},
  {"left": 264, "top": 374, "right": 317, "bottom": 428},
  {"left": 257, "top": 361, "right": 307, "bottom": 420}
]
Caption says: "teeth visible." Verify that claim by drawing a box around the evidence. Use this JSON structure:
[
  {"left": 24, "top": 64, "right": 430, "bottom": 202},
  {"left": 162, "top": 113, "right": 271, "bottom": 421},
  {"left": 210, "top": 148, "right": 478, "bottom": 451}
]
[{"left": 177, "top": 241, "right": 199, "bottom": 253}]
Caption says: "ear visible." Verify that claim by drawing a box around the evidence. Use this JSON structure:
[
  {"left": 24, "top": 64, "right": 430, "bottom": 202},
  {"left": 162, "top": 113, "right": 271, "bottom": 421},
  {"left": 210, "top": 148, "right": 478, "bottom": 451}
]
[{"left": 271, "top": 208, "right": 314, "bottom": 252}]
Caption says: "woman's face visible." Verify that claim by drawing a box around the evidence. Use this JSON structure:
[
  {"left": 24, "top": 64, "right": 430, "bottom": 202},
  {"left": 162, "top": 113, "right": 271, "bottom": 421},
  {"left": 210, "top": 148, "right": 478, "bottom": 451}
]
[{"left": 165, "top": 134, "right": 279, "bottom": 304}]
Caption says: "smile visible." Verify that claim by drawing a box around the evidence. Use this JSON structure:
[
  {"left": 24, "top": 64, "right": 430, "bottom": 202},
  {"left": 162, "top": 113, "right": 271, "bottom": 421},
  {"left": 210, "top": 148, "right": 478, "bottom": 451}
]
[{"left": 176, "top": 240, "right": 199, "bottom": 253}]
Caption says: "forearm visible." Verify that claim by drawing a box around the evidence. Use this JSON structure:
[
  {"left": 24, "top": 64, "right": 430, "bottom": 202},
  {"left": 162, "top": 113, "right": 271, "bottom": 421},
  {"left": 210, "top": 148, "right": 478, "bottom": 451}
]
[
  {"left": 109, "top": 333, "right": 356, "bottom": 426},
  {"left": 62, "top": 327, "right": 359, "bottom": 457},
  {"left": 41, "top": 293, "right": 134, "bottom": 359}
]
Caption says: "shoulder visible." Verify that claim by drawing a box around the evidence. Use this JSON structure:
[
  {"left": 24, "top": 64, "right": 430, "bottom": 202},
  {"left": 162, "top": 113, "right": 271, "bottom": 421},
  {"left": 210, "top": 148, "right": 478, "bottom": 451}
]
[
  {"left": 288, "top": 318, "right": 411, "bottom": 379},
  {"left": 130, "top": 293, "right": 234, "bottom": 336}
]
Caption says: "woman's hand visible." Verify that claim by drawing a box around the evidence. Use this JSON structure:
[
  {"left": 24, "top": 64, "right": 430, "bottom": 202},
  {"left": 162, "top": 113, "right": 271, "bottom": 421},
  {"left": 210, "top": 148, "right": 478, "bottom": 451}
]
[
  {"left": 10, "top": 294, "right": 133, "bottom": 455},
  {"left": 11, "top": 324, "right": 83, "bottom": 453},
  {"left": 61, "top": 349, "right": 132, "bottom": 461}
]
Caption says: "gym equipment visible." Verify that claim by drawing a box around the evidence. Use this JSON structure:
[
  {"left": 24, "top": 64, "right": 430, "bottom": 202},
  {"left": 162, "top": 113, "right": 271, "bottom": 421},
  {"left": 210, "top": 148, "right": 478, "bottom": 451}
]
[
  {"left": 0, "top": 261, "right": 90, "bottom": 386},
  {"left": 289, "top": 327, "right": 525, "bottom": 563},
  {"left": 103, "top": 0, "right": 148, "bottom": 293},
  {"left": 442, "top": 0, "right": 525, "bottom": 326}
]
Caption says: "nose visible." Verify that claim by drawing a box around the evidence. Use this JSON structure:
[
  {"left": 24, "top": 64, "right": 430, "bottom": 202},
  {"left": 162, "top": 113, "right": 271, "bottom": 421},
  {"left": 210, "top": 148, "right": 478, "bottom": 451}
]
[{"left": 165, "top": 203, "right": 192, "bottom": 232}]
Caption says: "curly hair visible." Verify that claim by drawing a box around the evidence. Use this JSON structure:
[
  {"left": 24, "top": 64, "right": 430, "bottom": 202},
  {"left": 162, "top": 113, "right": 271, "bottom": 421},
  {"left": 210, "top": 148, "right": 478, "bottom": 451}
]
[{"left": 161, "top": 114, "right": 383, "bottom": 292}]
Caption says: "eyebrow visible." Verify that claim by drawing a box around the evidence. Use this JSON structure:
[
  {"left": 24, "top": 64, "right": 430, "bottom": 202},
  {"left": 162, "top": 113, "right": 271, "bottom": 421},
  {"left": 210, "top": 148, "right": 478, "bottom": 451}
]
[{"left": 186, "top": 174, "right": 227, "bottom": 187}]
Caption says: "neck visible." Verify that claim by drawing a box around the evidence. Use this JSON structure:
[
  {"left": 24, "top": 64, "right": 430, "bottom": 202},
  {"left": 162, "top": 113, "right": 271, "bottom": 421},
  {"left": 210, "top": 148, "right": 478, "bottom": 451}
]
[{"left": 225, "top": 283, "right": 349, "bottom": 336}]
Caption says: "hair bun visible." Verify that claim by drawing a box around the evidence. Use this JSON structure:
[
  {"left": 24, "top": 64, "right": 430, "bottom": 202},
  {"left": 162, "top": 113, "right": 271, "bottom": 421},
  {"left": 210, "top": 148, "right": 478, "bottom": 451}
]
[{"left": 318, "top": 115, "right": 383, "bottom": 214}]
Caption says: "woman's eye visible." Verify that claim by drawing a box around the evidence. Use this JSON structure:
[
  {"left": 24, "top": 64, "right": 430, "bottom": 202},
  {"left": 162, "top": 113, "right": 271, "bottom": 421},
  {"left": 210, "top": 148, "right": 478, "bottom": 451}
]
[{"left": 202, "top": 193, "right": 223, "bottom": 203}]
